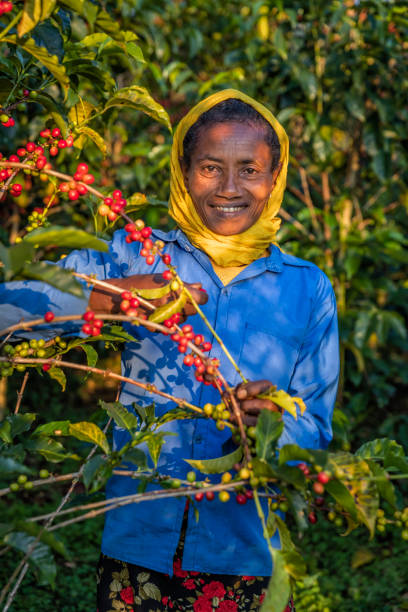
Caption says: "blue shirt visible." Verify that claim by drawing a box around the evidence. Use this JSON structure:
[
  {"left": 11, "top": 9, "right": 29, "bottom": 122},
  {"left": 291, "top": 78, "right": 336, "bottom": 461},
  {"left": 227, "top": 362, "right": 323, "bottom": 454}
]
[{"left": 0, "top": 228, "right": 339, "bottom": 576}]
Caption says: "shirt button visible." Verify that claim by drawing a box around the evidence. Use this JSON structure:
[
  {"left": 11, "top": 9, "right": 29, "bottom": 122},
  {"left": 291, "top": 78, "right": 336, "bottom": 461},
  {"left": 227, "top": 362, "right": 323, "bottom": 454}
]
[
  {"left": 195, "top": 435, "right": 203, "bottom": 443},
  {"left": 184, "top": 245, "right": 191, "bottom": 252}
]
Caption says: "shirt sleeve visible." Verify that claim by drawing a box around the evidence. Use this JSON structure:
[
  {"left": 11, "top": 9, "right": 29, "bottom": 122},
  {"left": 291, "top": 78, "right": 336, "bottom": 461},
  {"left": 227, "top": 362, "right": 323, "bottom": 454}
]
[
  {"left": 0, "top": 230, "right": 131, "bottom": 339},
  {"left": 279, "top": 271, "right": 340, "bottom": 450}
]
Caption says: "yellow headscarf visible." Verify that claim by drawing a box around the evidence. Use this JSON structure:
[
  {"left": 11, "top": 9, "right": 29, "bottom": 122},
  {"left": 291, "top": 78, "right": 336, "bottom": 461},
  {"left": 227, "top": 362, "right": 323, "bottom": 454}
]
[{"left": 169, "top": 89, "right": 289, "bottom": 267}]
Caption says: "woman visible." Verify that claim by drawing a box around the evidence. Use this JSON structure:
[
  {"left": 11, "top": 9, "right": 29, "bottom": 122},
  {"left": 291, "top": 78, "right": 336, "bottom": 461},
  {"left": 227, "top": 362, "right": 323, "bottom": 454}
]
[{"left": 1, "top": 90, "right": 339, "bottom": 610}]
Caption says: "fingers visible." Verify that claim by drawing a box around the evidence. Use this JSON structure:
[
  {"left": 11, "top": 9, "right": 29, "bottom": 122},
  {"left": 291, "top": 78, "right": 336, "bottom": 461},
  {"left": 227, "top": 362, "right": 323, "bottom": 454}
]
[
  {"left": 236, "top": 380, "right": 273, "bottom": 400},
  {"left": 240, "top": 399, "right": 280, "bottom": 413},
  {"left": 188, "top": 284, "right": 208, "bottom": 306}
]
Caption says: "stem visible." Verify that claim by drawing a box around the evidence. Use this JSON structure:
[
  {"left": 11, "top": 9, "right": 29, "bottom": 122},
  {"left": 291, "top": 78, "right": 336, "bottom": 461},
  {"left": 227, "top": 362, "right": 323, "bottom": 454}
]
[
  {"left": 0, "top": 161, "right": 105, "bottom": 200},
  {"left": 0, "top": 472, "right": 80, "bottom": 498},
  {"left": 48, "top": 480, "right": 246, "bottom": 532},
  {"left": 14, "top": 370, "right": 29, "bottom": 414},
  {"left": 182, "top": 285, "right": 247, "bottom": 383},
  {"left": 0, "top": 10, "right": 22, "bottom": 43},
  {"left": 0, "top": 356, "right": 203, "bottom": 415},
  {"left": 253, "top": 489, "right": 275, "bottom": 561}
]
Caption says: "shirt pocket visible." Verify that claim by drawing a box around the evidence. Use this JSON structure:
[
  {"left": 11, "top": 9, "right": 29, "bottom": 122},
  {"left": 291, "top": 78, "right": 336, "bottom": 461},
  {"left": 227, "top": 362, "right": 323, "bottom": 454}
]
[{"left": 236, "top": 322, "right": 301, "bottom": 390}]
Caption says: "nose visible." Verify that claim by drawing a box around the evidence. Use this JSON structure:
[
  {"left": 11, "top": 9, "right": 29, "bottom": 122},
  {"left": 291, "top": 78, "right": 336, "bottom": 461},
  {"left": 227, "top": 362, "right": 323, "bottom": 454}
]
[{"left": 217, "top": 169, "right": 240, "bottom": 199}]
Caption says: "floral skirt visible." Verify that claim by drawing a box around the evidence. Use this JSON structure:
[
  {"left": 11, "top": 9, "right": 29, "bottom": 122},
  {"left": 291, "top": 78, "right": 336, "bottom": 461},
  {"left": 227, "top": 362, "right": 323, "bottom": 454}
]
[{"left": 96, "top": 507, "right": 295, "bottom": 612}]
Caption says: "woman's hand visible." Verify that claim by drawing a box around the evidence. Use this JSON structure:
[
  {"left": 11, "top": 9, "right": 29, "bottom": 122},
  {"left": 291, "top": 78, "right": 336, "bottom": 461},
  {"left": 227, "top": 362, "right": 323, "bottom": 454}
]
[
  {"left": 89, "top": 273, "right": 208, "bottom": 321},
  {"left": 232, "top": 380, "right": 280, "bottom": 427}
]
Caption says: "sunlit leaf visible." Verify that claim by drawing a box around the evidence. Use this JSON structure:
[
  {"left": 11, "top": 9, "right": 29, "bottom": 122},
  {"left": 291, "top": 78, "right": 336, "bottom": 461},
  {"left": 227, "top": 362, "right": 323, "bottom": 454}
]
[
  {"left": 148, "top": 292, "right": 188, "bottom": 324},
  {"left": 69, "top": 422, "right": 110, "bottom": 454},
  {"left": 18, "top": 0, "right": 57, "bottom": 37},
  {"left": 260, "top": 549, "right": 291, "bottom": 612},
  {"left": 185, "top": 446, "right": 242, "bottom": 474},
  {"left": 48, "top": 366, "right": 67, "bottom": 391},
  {"left": 76, "top": 126, "right": 107, "bottom": 155},
  {"left": 24, "top": 226, "right": 108, "bottom": 251},
  {"left": 136, "top": 283, "right": 172, "bottom": 300},
  {"left": 104, "top": 86, "right": 172, "bottom": 132}
]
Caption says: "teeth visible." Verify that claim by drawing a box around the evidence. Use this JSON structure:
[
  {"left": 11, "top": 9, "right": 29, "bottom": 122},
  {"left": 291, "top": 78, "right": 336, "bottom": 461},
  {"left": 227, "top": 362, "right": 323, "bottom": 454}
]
[{"left": 213, "top": 206, "right": 244, "bottom": 212}]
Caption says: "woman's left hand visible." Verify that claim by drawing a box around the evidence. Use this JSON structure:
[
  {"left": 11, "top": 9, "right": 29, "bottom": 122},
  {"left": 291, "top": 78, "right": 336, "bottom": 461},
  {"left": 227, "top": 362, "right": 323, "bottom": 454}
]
[{"left": 232, "top": 380, "right": 280, "bottom": 427}]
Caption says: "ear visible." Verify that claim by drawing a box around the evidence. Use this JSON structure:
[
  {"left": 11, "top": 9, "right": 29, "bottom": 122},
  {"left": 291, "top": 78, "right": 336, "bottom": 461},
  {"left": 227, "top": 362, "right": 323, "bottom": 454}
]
[
  {"left": 270, "top": 161, "right": 283, "bottom": 192},
  {"left": 180, "top": 157, "right": 189, "bottom": 191}
]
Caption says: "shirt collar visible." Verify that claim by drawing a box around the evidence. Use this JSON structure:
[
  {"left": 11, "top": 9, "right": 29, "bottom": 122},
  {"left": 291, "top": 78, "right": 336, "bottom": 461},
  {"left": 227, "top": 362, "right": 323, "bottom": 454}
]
[{"left": 152, "top": 228, "right": 283, "bottom": 277}]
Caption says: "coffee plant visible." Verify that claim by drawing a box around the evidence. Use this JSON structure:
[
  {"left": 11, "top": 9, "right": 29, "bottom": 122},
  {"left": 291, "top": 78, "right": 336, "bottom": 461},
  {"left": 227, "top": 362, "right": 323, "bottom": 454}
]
[{"left": 1, "top": 1, "right": 407, "bottom": 611}]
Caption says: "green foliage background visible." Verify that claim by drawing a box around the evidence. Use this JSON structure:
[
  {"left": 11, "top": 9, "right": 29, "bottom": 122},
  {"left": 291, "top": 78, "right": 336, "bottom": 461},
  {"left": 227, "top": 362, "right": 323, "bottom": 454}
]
[{"left": 1, "top": 0, "right": 407, "bottom": 610}]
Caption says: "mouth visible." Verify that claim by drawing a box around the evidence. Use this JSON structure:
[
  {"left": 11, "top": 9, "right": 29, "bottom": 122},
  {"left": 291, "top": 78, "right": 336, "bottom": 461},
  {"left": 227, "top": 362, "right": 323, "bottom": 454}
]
[{"left": 209, "top": 204, "right": 248, "bottom": 214}]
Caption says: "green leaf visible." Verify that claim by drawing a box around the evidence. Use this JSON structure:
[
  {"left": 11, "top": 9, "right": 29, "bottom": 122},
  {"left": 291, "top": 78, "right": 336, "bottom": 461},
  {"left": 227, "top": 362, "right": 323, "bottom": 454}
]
[
  {"left": 366, "top": 460, "right": 397, "bottom": 508},
  {"left": 82, "top": 454, "right": 112, "bottom": 492},
  {"left": 104, "top": 86, "right": 172, "bottom": 132},
  {"left": 25, "top": 437, "right": 80, "bottom": 463},
  {"left": 14, "top": 520, "right": 69, "bottom": 559},
  {"left": 126, "top": 42, "right": 145, "bottom": 63},
  {"left": 274, "top": 515, "right": 295, "bottom": 552},
  {"left": 260, "top": 549, "right": 291, "bottom": 612},
  {"left": 79, "top": 343, "right": 98, "bottom": 367},
  {"left": 18, "top": 0, "right": 57, "bottom": 37},
  {"left": 136, "top": 283, "right": 172, "bottom": 300},
  {"left": 21, "top": 262, "right": 84, "bottom": 298},
  {"left": 24, "top": 226, "right": 108, "bottom": 251},
  {"left": 278, "top": 444, "right": 328, "bottom": 468},
  {"left": 3, "top": 36, "right": 69, "bottom": 94},
  {"left": 327, "top": 453, "right": 379, "bottom": 536},
  {"left": 0, "top": 421, "right": 12, "bottom": 443},
  {"left": 99, "top": 400, "right": 139, "bottom": 431},
  {"left": 0, "top": 457, "right": 32, "bottom": 475},
  {"left": 0, "top": 413, "right": 36, "bottom": 442},
  {"left": 255, "top": 411, "right": 284, "bottom": 463},
  {"left": 0, "top": 241, "right": 35, "bottom": 278},
  {"left": 285, "top": 489, "right": 309, "bottom": 531},
  {"left": 356, "top": 438, "right": 405, "bottom": 460},
  {"left": 148, "top": 291, "right": 188, "bottom": 324},
  {"left": 146, "top": 432, "right": 167, "bottom": 467},
  {"left": 4, "top": 532, "right": 56, "bottom": 587},
  {"left": 48, "top": 366, "right": 67, "bottom": 391},
  {"left": 121, "top": 447, "right": 147, "bottom": 470},
  {"left": 273, "top": 27, "right": 287, "bottom": 59},
  {"left": 345, "top": 91, "right": 366, "bottom": 122},
  {"left": 282, "top": 549, "right": 307, "bottom": 580},
  {"left": 185, "top": 446, "right": 242, "bottom": 474},
  {"left": 69, "top": 422, "right": 110, "bottom": 454},
  {"left": 351, "top": 548, "right": 376, "bottom": 570},
  {"left": 33, "top": 420, "right": 71, "bottom": 436}
]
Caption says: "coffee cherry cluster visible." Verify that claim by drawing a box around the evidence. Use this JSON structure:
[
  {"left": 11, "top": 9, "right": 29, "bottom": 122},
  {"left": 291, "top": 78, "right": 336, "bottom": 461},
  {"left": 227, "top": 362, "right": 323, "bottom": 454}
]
[
  {"left": 0, "top": 1, "right": 13, "bottom": 15},
  {"left": 24, "top": 207, "right": 49, "bottom": 233},
  {"left": 0, "top": 335, "right": 67, "bottom": 377},
  {"left": 166, "top": 324, "right": 214, "bottom": 384},
  {"left": 59, "top": 163, "right": 94, "bottom": 201},
  {"left": 8, "top": 469, "right": 50, "bottom": 494},
  {"left": 123, "top": 221, "right": 159, "bottom": 265},
  {"left": 0, "top": 108, "right": 14, "bottom": 127},
  {"left": 81, "top": 311, "right": 103, "bottom": 336},
  {"left": 39, "top": 127, "right": 73, "bottom": 156},
  {"left": 98, "top": 189, "right": 127, "bottom": 222}
]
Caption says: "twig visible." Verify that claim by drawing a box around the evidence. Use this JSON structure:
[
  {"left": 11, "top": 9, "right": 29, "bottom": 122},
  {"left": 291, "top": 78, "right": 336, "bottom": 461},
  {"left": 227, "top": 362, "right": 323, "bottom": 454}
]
[
  {"left": 278, "top": 208, "right": 315, "bottom": 241},
  {"left": 48, "top": 480, "right": 247, "bottom": 532},
  {"left": 0, "top": 472, "right": 80, "bottom": 498},
  {"left": 0, "top": 419, "right": 112, "bottom": 610},
  {"left": 321, "top": 171, "right": 332, "bottom": 241},
  {"left": 0, "top": 356, "right": 203, "bottom": 415},
  {"left": 299, "top": 167, "right": 320, "bottom": 232},
  {"left": 14, "top": 371, "right": 29, "bottom": 414}
]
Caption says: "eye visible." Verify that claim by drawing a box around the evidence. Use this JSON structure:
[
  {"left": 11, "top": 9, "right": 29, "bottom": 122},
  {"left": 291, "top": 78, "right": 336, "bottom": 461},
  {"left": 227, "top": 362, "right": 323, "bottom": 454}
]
[
  {"left": 242, "top": 167, "right": 257, "bottom": 175},
  {"left": 201, "top": 164, "right": 220, "bottom": 176}
]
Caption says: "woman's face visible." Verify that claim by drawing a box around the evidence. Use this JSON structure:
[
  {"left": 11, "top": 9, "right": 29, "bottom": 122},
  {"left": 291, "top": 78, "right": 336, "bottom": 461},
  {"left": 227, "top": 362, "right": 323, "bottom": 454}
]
[{"left": 181, "top": 121, "right": 280, "bottom": 236}]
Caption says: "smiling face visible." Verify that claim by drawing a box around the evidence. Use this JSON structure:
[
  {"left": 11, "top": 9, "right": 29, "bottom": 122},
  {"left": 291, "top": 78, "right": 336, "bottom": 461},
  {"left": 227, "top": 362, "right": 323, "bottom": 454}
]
[{"left": 181, "top": 121, "right": 280, "bottom": 236}]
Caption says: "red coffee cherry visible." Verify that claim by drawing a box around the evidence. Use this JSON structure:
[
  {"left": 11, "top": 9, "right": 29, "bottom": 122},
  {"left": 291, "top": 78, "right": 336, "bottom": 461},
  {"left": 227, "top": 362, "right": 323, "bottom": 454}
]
[
  {"left": 162, "top": 254, "right": 171, "bottom": 264},
  {"left": 236, "top": 493, "right": 247, "bottom": 505},
  {"left": 51, "top": 128, "right": 61, "bottom": 138},
  {"left": 194, "top": 492, "right": 204, "bottom": 502},
  {"left": 202, "top": 342, "right": 212, "bottom": 351},
  {"left": 313, "top": 482, "right": 325, "bottom": 495},
  {"left": 81, "top": 323, "right": 92, "bottom": 335},
  {"left": 145, "top": 255, "right": 155, "bottom": 265},
  {"left": 25, "top": 142, "right": 36, "bottom": 152},
  {"left": 82, "top": 311, "right": 95, "bottom": 322},
  {"left": 121, "top": 291, "right": 132, "bottom": 300},
  {"left": 82, "top": 173, "right": 95, "bottom": 185},
  {"left": 112, "top": 189, "right": 122, "bottom": 199},
  {"left": 308, "top": 512, "right": 317, "bottom": 524},
  {"left": 183, "top": 355, "right": 194, "bottom": 366},
  {"left": 44, "top": 311, "right": 55, "bottom": 322},
  {"left": 77, "top": 163, "right": 89, "bottom": 174},
  {"left": 317, "top": 471, "right": 330, "bottom": 484},
  {"left": 141, "top": 227, "right": 152, "bottom": 238},
  {"left": 205, "top": 491, "right": 215, "bottom": 501},
  {"left": 68, "top": 189, "right": 79, "bottom": 201},
  {"left": 42, "top": 364, "right": 51, "bottom": 372},
  {"left": 162, "top": 270, "right": 172, "bottom": 281}
]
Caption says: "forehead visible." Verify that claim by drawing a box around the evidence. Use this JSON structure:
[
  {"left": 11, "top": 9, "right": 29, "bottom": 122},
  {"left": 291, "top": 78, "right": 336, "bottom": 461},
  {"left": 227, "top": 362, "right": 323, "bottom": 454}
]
[{"left": 190, "top": 121, "right": 272, "bottom": 162}]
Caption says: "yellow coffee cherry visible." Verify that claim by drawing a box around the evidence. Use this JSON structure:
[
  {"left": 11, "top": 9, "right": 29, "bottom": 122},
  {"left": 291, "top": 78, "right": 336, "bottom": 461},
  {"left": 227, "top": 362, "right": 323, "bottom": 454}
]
[
  {"left": 219, "top": 491, "right": 230, "bottom": 502},
  {"left": 221, "top": 472, "right": 232, "bottom": 484}
]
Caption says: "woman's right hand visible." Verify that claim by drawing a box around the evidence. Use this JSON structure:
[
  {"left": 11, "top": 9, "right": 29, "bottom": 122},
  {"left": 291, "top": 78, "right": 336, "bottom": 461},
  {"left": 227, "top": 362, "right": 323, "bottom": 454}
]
[{"left": 88, "top": 273, "right": 208, "bottom": 321}]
